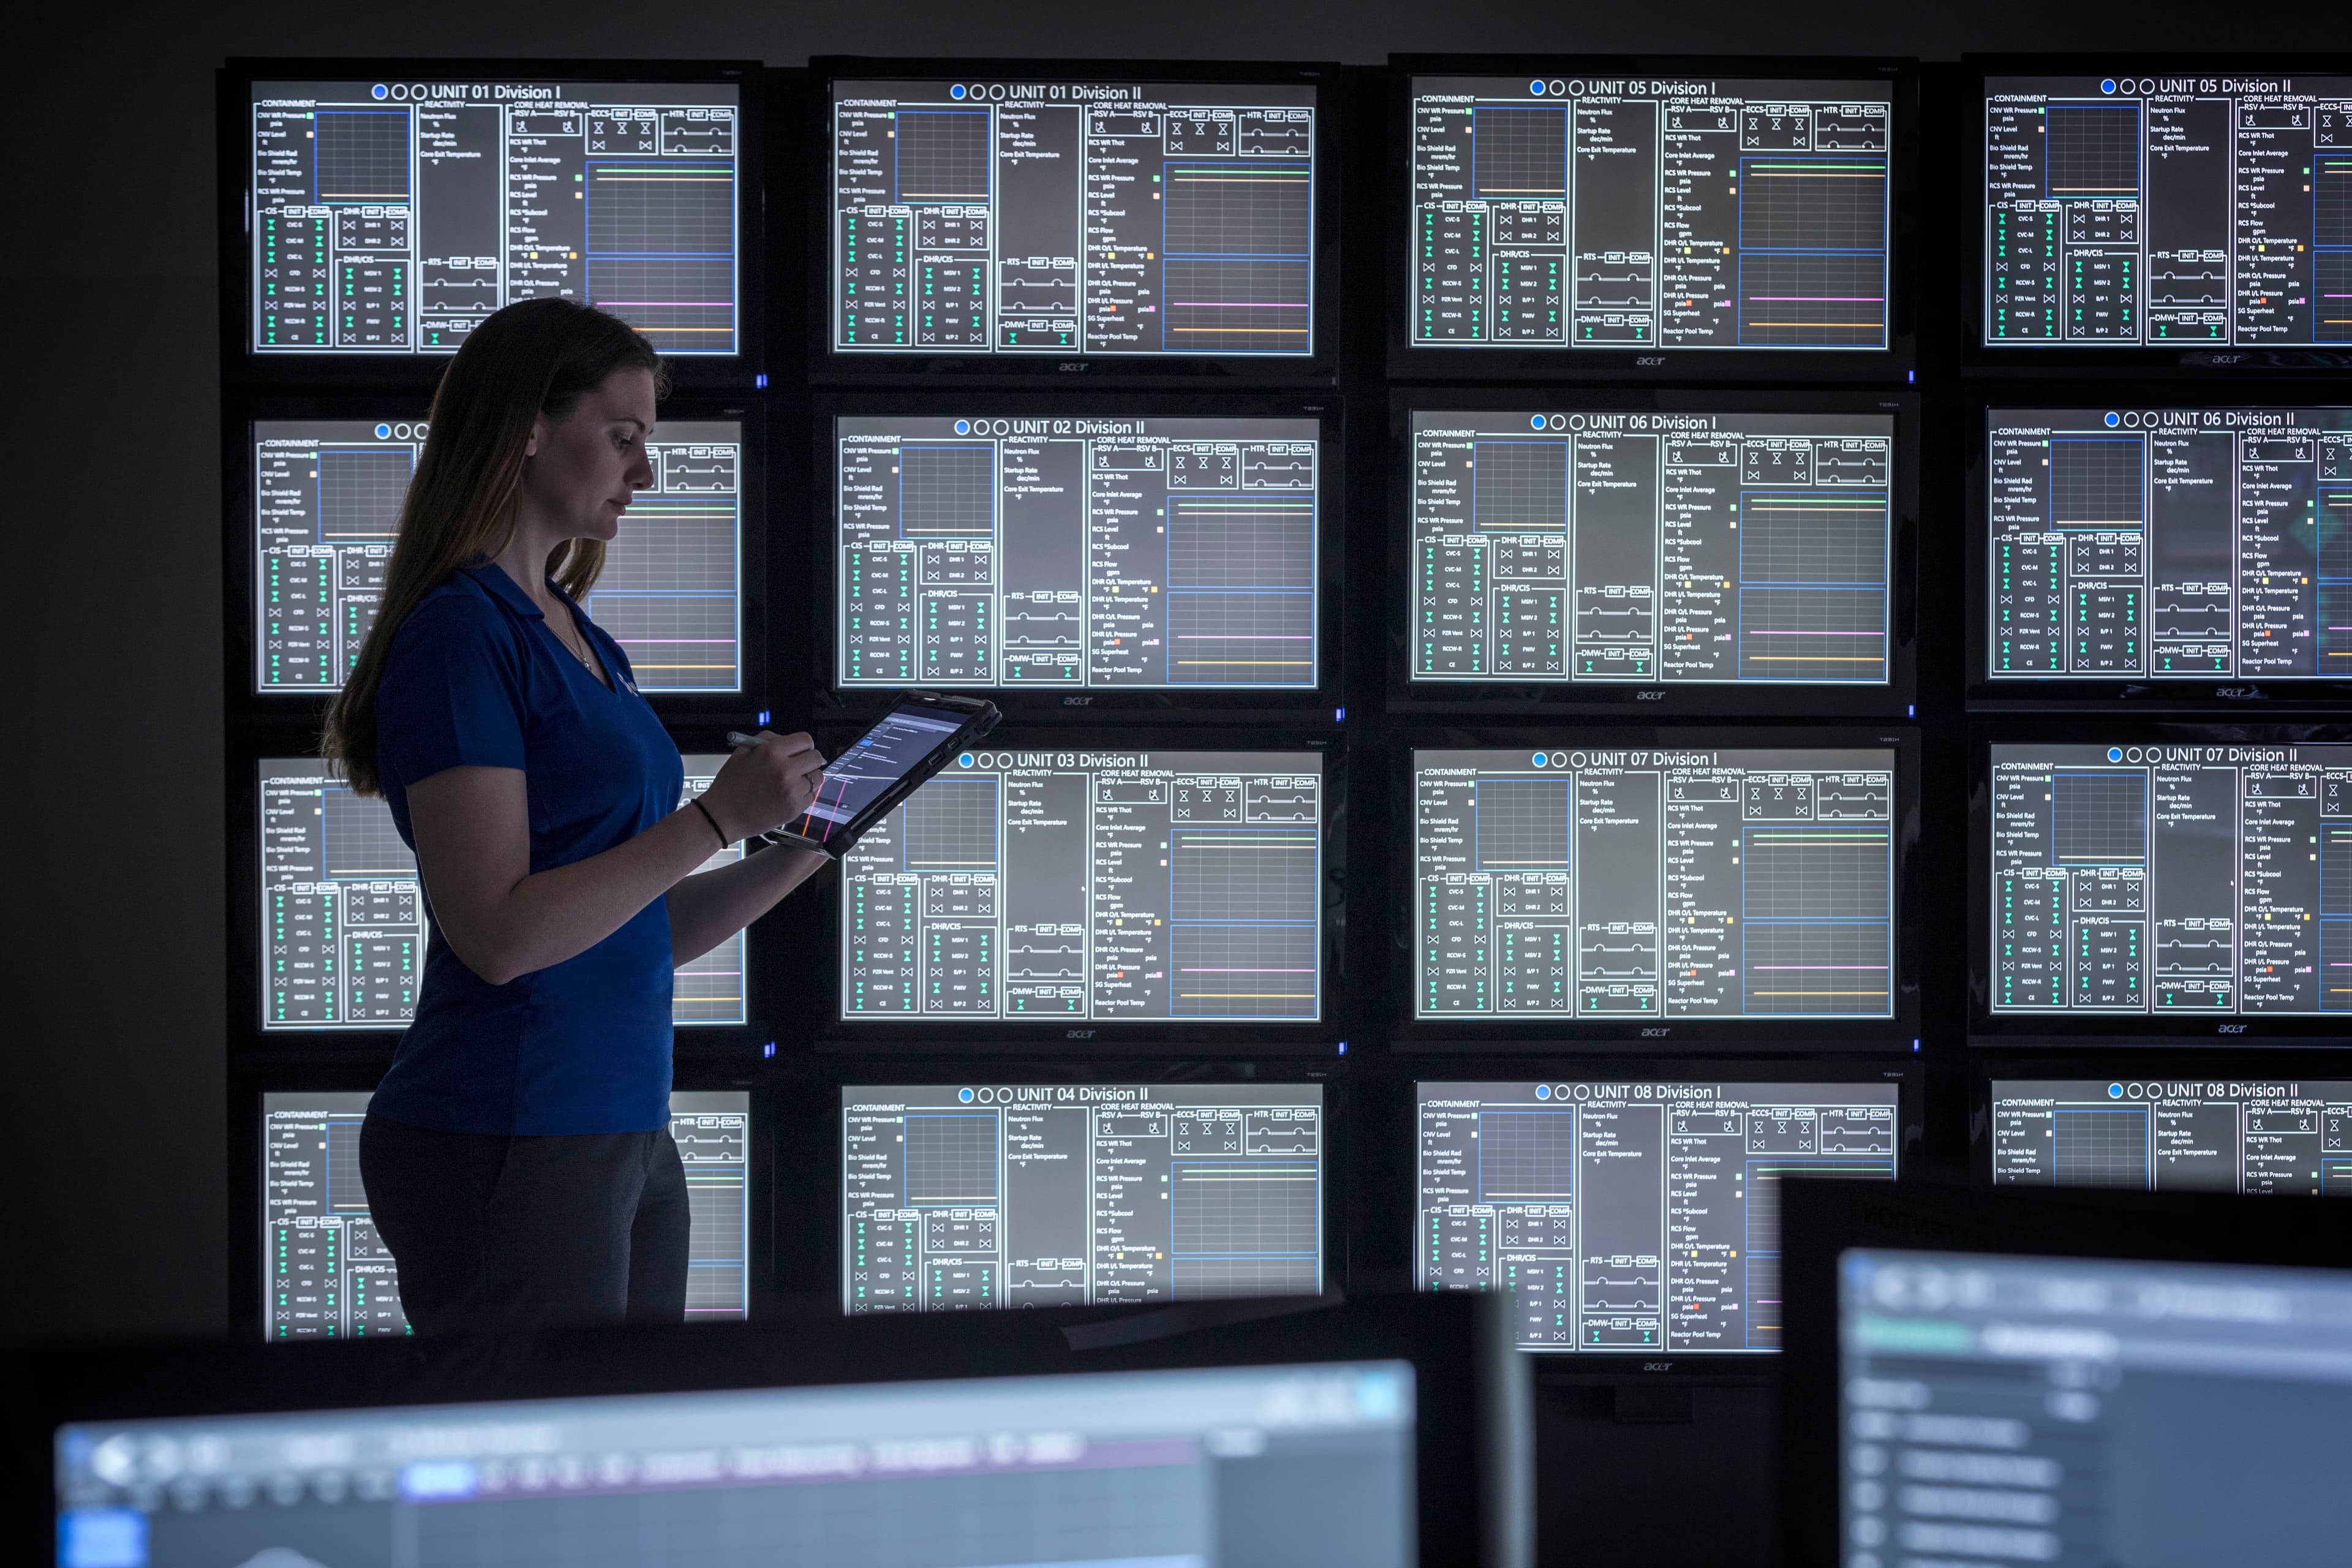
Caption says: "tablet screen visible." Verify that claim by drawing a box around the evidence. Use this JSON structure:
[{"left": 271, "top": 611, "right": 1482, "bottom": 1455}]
[{"left": 788, "top": 704, "right": 973, "bottom": 845}]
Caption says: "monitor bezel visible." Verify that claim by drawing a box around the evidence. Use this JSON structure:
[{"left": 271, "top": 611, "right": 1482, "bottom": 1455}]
[
  {"left": 1968, "top": 1048, "right": 2352, "bottom": 1189},
  {"left": 1778, "top": 1175, "right": 2352, "bottom": 1568},
  {"left": 218, "top": 58, "right": 767, "bottom": 391},
  {"left": 1381, "top": 1055, "right": 1921, "bottom": 1379},
  {"left": 222, "top": 393, "right": 772, "bottom": 724},
  {"left": 227, "top": 726, "right": 787, "bottom": 1052},
  {"left": 1389, "top": 725, "right": 1923, "bottom": 1047},
  {"left": 777, "top": 1058, "right": 1350, "bottom": 1315},
  {"left": 1385, "top": 387, "right": 1920, "bottom": 717},
  {"left": 804, "top": 393, "right": 1347, "bottom": 720},
  {"left": 1385, "top": 55, "right": 1919, "bottom": 385},
  {"left": 806, "top": 724, "right": 1346, "bottom": 1049},
  {"left": 1959, "top": 53, "right": 2352, "bottom": 375},
  {"left": 805, "top": 56, "right": 1343, "bottom": 387},
  {"left": 1964, "top": 381, "right": 2352, "bottom": 709},
  {"left": 228, "top": 1059, "right": 774, "bottom": 1342},
  {"left": 1969, "top": 719, "right": 2352, "bottom": 1044}
]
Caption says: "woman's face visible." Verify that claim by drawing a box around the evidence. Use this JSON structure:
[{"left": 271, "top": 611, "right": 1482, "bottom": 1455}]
[{"left": 519, "top": 366, "right": 658, "bottom": 541}]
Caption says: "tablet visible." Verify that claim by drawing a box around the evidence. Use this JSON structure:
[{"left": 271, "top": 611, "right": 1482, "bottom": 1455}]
[{"left": 771, "top": 693, "right": 1000, "bottom": 857}]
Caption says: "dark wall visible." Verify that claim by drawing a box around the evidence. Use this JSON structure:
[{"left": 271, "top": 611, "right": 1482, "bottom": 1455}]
[{"left": 8, "top": 0, "right": 2334, "bottom": 1346}]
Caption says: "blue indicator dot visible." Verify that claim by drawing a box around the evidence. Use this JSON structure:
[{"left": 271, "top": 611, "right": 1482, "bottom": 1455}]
[
  {"left": 954, "top": 420, "right": 970, "bottom": 434},
  {"left": 374, "top": 423, "right": 392, "bottom": 439},
  {"left": 1535, "top": 1084, "right": 1552, "bottom": 1099},
  {"left": 2108, "top": 747, "right": 2124, "bottom": 762},
  {"left": 2108, "top": 1083, "right": 2124, "bottom": 1098},
  {"left": 1529, "top": 414, "right": 1547, "bottom": 430},
  {"left": 959, "top": 752, "right": 974, "bottom": 767},
  {"left": 2101, "top": 79, "right": 2117, "bottom": 94},
  {"left": 2105, "top": 411, "right": 2121, "bottom": 427},
  {"left": 372, "top": 83, "right": 388, "bottom": 100},
  {"left": 951, "top": 84, "right": 967, "bottom": 100},
  {"left": 1531, "top": 752, "right": 1548, "bottom": 767},
  {"left": 1529, "top": 79, "right": 1547, "bottom": 96},
  {"left": 959, "top": 1087, "right": 974, "bottom": 1102}
]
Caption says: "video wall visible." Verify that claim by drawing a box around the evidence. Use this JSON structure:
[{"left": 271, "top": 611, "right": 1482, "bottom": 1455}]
[{"left": 224, "top": 55, "right": 2352, "bottom": 1352}]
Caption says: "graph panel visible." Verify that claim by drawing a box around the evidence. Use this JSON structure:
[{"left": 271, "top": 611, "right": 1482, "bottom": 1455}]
[
  {"left": 1738, "top": 157, "right": 1887, "bottom": 251},
  {"left": 899, "top": 445, "right": 997, "bottom": 539},
  {"left": 901, "top": 779, "right": 1000, "bottom": 873},
  {"left": 1740, "top": 491, "right": 1889, "bottom": 586},
  {"left": 1160, "top": 258, "right": 1311, "bottom": 355},
  {"left": 1477, "top": 1109, "right": 1575, "bottom": 1202},
  {"left": 1471, "top": 107, "right": 1567, "bottom": 198},
  {"left": 905, "top": 1113, "right": 1000, "bottom": 1205},
  {"left": 2053, "top": 1107, "right": 2151, "bottom": 1186},
  {"left": 2052, "top": 772, "right": 2149, "bottom": 866},
  {"left": 2049, "top": 437, "right": 2146, "bottom": 530},
  {"left": 895, "top": 110, "right": 992, "bottom": 202},
  {"left": 321, "top": 788, "right": 417, "bottom": 881},
  {"left": 2046, "top": 104, "right": 2142, "bottom": 200},
  {"left": 1473, "top": 778, "right": 1572, "bottom": 873},
  {"left": 314, "top": 110, "right": 410, "bottom": 203},
  {"left": 1170, "top": 1159, "right": 1319, "bottom": 1297},
  {"left": 1736, "top": 253, "right": 1887, "bottom": 347},
  {"left": 1472, "top": 441, "right": 1569, "bottom": 532},
  {"left": 317, "top": 450, "right": 411, "bottom": 542},
  {"left": 1170, "top": 923, "right": 1319, "bottom": 1019}
]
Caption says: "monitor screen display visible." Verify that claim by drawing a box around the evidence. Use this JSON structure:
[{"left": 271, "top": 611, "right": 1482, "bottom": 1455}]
[
  {"left": 835, "top": 414, "right": 1323, "bottom": 690},
  {"left": 262, "top": 1090, "right": 748, "bottom": 1337},
  {"left": 829, "top": 75, "right": 1319, "bottom": 358},
  {"left": 252, "top": 419, "right": 745, "bottom": 695},
  {"left": 249, "top": 77, "right": 742, "bottom": 356},
  {"left": 1409, "top": 407, "right": 1896, "bottom": 685},
  {"left": 1982, "top": 405, "right": 2352, "bottom": 682},
  {"left": 258, "top": 756, "right": 747, "bottom": 1029},
  {"left": 1418, "top": 1079, "right": 1899, "bottom": 1352},
  {"left": 842, "top": 1083, "right": 1324, "bottom": 1311},
  {"left": 1981, "top": 73, "right": 2352, "bottom": 347},
  {"left": 55, "top": 1360, "right": 1414, "bottom": 1568},
  {"left": 840, "top": 748, "right": 1325, "bottom": 1022},
  {"left": 1839, "top": 1247, "right": 2352, "bottom": 1562},
  {"left": 1988, "top": 741, "right": 2352, "bottom": 1016},
  {"left": 1407, "top": 74, "right": 1893, "bottom": 352},
  {"left": 1991, "top": 1077, "right": 2352, "bottom": 1193},
  {"left": 1414, "top": 746, "right": 1898, "bottom": 1019}
]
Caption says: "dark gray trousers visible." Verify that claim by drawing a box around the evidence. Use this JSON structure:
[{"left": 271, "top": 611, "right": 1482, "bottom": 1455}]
[{"left": 359, "top": 1111, "right": 688, "bottom": 1333}]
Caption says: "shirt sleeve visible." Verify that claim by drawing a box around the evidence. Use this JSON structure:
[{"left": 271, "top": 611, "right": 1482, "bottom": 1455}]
[{"left": 374, "top": 591, "right": 530, "bottom": 789}]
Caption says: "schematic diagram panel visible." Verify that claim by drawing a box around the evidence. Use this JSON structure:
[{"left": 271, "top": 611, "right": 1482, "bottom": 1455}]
[
  {"left": 249, "top": 78, "right": 742, "bottom": 356},
  {"left": 1982, "top": 74, "right": 2352, "bottom": 345},
  {"left": 1989, "top": 742, "right": 2352, "bottom": 1017},
  {"left": 841, "top": 1083, "right": 1324, "bottom": 1313},
  {"left": 264, "top": 1091, "right": 748, "bottom": 1338},
  {"left": 252, "top": 421, "right": 744, "bottom": 695},
  {"left": 835, "top": 415, "right": 1322, "bottom": 689},
  {"left": 829, "top": 77, "right": 1320, "bottom": 356},
  {"left": 1983, "top": 407, "right": 2352, "bottom": 682},
  {"left": 1408, "top": 74, "right": 1893, "bottom": 351},
  {"left": 1991, "top": 1077, "right": 2352, "bottom": 1194},
  {"left": 839, "top": 748, "right": 1325, "bottom": 1022},
  {"left": 1414, "top": 747, "right": 1899, "bottom": 1020},
  {"left": 1411, "top": 409, "right": 1896, "bottom": 685},
  {"left": 1415, "top": 1080, "right": 1898, "bottom": 1352},
  {"left": 258, "top": 757, "right": 748, "bottom": 1030}
]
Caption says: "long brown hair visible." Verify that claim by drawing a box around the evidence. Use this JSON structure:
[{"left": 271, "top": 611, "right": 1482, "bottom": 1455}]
[{"left": 323, "top": 300, "right": 667, "bottom": 795}]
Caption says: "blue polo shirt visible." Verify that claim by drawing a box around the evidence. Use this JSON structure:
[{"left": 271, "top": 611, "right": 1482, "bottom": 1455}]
[{"left": 369, "top": 562, "right": 685, "bottom": 1136}]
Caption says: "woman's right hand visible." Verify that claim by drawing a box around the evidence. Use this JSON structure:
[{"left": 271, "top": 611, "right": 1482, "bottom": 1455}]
[{"left": 698, "top": 731, "right": 826, "bottom": 841}]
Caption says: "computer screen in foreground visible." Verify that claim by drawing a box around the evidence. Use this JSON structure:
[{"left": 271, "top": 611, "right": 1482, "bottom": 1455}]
[
  {"left": 56, "top": 1358, "right": 1415, "bottom": 1568},
  {"left": 1839, "top": 1246, "right": 2352, "bottom": 1563}
]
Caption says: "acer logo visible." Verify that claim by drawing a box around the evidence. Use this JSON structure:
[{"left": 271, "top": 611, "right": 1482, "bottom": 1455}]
[
  {"left": 1642, "top": 1027, "right": 1670, "bottom": 1038},
  {"left": 1636, "top": 356, "right": 1665, "bottom": 366},
  {"left": 1636, "top": 689, "right": 1665, "bottom": 700},
  {"left": 1067, "top": 1029, "right": 1096, "bottom": 1039},
  {"left": 1063, "top": 695, "right": 1094, "bottom": 706},
  {"left": 2219, "top": 1024, "right": 2248, "bottom": 1034},
  {"left": 1057, "top": 362, "right": 1089, "bottom": 372}
]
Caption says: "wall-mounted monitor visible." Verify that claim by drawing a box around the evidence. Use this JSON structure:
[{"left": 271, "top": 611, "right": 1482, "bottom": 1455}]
[
  {"left": 254, "top": 756, "right": 748, "bottom": 1031},
  {"left": 262, "top": 1090, "right": 748, "bottom": 1337},
  {"left": 1972, "top": 58, "right": 2352, "bottom": 357},
  {"left": 1394, "top": 393, "right": 1915, "bottom": 715},
  {"left": 1975, "top": 730, "right": 2352, "bottom": 1042},
  {"left": 243, "top": 413, "right": 754, "bottom": 704},
  {"left": 227, "top": 60, "right": 760, "bottom": 379},
  {"left": 1415, "top": 1075, "right": 1907, "bottom": 1353},
  {"left": 1972, "top": 397, "right": 2352, "bottom": 703},
  {"left": 830, "top": 738, "right": 1335, "bottom": 1041},
  {"left": 1403, "top": 734, "right": 1915, "bottom": 1043},
  {"left": 816, "top": 59, "right": 1336, "bottom": 379},
  {"left": 1392, "top": 56, "right": 1914, "bottom": 380},
  {"left": 1988, "top": 1074, "right": 2352, "bottom": 1193},
  {"left": 841, "top": 1082, "right": 1325, "bottom": 1312},
  {"left": 818, "top": 399, "right": 1339, "bottom": 714}
]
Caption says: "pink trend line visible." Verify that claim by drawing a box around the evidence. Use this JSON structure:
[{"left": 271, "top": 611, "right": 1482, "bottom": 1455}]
[
  {"left": 1747, "top": 630, "right": 1885, "bottom": 636},
  {"left": 1746, "top": 295, "right": 1883, "bottom": 301},
  {"left": 596, "top": 301, "right": 736, "bottom": 306},
  {"left": 1753, "top": 965, "right": 1890, "bottom": 970},
  {"left": 1182, "top": 968, "right": 1317, "bottom": 973},
  {"left": 1169, "top": 301, "right": 1308, "bottom": 307}
]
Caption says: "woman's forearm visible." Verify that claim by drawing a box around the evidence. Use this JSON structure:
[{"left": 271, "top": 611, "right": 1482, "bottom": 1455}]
[{"left": 666, "top": 843, "right": 829, "bottom": 965}]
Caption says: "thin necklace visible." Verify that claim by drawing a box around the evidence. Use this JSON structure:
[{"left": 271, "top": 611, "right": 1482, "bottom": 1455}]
[{"left": 548, "top": 603, "right": 598, "bottom": 673}]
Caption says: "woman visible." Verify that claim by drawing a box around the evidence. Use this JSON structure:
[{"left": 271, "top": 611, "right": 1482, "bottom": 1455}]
[{"left": 323, "top": 298, "right": 826, "bottom": 1332}]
